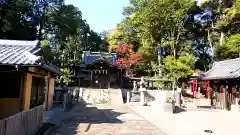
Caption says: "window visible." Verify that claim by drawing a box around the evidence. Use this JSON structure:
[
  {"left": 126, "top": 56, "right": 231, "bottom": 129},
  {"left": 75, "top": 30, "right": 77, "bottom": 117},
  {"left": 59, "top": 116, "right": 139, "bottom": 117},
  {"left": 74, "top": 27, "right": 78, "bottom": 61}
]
[
  {"left": 30, "top": 76, "right": 45, "bottom": 108},
  {"left": 0, "top": 71, "right": 21, "bottom": 98}
]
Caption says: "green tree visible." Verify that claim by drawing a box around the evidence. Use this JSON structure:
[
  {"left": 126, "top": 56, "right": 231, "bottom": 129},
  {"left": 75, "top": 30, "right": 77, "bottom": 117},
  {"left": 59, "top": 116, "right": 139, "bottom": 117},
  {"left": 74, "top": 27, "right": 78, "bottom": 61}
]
[
  {"left": 200, "top": 0, "right": 240, "bottom": 60},
  {"left": 162, "top": 55, "right": 196, "bottom": 87},
  {"left": 215, "top": 34, "right": 240, "bottom": 59},
  {"left": 120, "top": 0, "right": 197, "bottom": 77}
]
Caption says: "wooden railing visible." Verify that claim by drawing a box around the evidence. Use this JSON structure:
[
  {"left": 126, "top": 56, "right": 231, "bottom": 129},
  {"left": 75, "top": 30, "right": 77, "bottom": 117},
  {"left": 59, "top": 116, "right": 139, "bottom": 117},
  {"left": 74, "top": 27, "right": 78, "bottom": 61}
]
[
  {"left": 0, "top": 119, "right": 5, "bottom": 135},
  {"left": 0, "top": 105, "right": 44, "bottom": 135}
]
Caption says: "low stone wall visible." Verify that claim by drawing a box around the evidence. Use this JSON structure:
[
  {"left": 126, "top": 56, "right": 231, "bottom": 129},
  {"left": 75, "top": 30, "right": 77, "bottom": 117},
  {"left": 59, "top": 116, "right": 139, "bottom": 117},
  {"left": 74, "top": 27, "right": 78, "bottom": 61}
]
[
  {"left": 80, "top": 88, "right": 124, "bottom": 105},
  {"left": 146, "top": 90, "right": 173, "bottom": 102}
]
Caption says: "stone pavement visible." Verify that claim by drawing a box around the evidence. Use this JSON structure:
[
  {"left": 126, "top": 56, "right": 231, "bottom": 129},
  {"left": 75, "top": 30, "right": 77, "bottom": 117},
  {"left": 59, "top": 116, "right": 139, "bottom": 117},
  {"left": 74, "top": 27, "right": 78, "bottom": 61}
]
[
  {"left": 46, "top": 102, "right": 167, "bottom": 135},
  {"left": 44, "top": 104, "right": 65, "bottom": 125},
  {"left": 128, "top": 103, "right": 240, "bottom": 135}
]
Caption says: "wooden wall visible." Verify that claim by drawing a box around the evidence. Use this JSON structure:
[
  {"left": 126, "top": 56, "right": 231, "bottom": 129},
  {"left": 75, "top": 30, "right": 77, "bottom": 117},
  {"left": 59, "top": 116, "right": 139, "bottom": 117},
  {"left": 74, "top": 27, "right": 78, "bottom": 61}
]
[
  {"left": 0, "top": 98, "right": 20, "bottom": 118},
  {"left": 0, "top": 71, "right": 22, "bottom": 118},
  {"left": 0, "top": 67, "right": 56, "bottom": 118}
]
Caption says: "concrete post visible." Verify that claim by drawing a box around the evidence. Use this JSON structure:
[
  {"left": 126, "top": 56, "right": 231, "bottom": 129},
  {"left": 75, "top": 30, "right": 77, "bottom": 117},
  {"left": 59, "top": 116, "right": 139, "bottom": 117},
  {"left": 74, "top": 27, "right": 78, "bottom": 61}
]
[
  {"left": 79, "top": 88, "right": 83, "bottom": 101},
  {"left": 176, "top": 87, "right": 182, "bottom": 107},
  {"left": 127, "top": 90, "right": 131, "bottom": 103},
  {"left": 63, "top": 93, "right": 68, "bottom": 111}
]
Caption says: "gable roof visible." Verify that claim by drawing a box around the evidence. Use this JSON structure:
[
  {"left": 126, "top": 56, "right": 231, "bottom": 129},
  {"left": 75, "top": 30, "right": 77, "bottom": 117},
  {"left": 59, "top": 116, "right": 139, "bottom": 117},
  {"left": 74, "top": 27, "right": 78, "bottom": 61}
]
[
  {"left": 86, "top": 57, "right": 115, "bottom": 68},
  {"left": 0, "top": 39, "right": 62, "bottom": 75},
  {"left": 82, "top": 51, "right": 117, "bottom": 66},
  {"left": 0, "top": 40, "right": 41, "bottom": 65},
  {"left": 201, "top": 58, "right": 240, "bottom": 80}
]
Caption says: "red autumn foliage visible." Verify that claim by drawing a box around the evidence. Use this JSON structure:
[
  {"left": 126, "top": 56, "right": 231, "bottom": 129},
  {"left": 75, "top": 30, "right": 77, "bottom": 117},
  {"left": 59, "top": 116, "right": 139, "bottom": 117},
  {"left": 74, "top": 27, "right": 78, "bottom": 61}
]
[
  {"left": 115, "top": 44, "right": 145, "bottom": 70},
  {"left": 116, "top": 44, "right": 133, "bottom": 54}
]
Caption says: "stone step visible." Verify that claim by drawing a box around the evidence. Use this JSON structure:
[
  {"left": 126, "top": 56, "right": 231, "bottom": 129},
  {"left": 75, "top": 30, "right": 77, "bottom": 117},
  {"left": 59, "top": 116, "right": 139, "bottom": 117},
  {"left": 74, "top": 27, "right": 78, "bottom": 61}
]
[
  {"left": 81, "top": 88, "right": 123, "bottom": 105},
  {"left": 130, "top": 94, "right": 140, "bottom": 102}
]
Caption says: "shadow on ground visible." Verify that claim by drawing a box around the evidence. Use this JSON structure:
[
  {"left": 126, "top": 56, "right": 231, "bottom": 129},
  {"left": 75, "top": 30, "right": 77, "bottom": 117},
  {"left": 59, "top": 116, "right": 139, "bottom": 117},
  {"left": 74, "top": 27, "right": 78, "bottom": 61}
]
[
  {"left": 46, "top": 101, "right": 125, "bottom": 135},
  {"left": 182, "top": 91, "right": 194, "bottom": 98},
  {"left": 173, "top": 106, "right": 186, "bottom": 114}
]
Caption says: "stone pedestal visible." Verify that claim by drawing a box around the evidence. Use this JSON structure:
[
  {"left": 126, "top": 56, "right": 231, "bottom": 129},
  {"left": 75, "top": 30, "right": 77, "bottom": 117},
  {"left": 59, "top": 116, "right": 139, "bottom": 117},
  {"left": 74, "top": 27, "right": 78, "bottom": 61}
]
[
  {"left": 192, "top": 99, "right": 197, "bottom": 109},
  {"left": 231, "top": 105, "right": 240, "bottom": 112},
  {"left": 153, "top": 90, "right": 167, "bottom": 111},
  {"left": 140, "top": 91, "right": 147, "bottom": 106},
  {"left": 176, "top": 88, "right": 182, "bottom": 107},
  {"left": 140, "top": 91, "right": 145, "bottom": 106},
  {"left": 91, "top": 97, "right": 96, "bottom": 106}
]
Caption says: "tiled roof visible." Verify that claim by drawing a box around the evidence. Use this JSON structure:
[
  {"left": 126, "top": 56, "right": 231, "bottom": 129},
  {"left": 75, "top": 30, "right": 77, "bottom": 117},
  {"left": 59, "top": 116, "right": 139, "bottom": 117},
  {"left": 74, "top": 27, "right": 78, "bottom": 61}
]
[
  {"left": 0, "top": 39, "right": 41, "bottom": 65},
  {"left": 82, "top": 51, "right": 117, "bottom": 65},
  {"left": 0, "top": 39, "right": 62, "bottom": 74},
  {"left": 201, "top": 58, "right": 240, "bottom": 80}
]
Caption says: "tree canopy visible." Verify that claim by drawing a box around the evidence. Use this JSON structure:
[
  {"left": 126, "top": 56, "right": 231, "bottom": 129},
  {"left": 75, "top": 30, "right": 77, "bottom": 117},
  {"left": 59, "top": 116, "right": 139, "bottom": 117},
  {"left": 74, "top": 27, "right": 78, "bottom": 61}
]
[
  {"left": 2, "top": 0, "right": 240, "bottom": 85},
  {"left": 107, "top": 0, "right": 240, "bottom": 86}
]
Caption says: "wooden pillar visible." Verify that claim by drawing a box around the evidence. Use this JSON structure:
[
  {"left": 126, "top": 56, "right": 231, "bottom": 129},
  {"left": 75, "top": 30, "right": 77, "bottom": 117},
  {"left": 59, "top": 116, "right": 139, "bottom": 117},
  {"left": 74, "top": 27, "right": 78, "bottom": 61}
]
[
  {"left": 205, "top": 80, "right": 210, "bottom": 98},
  {"left": 47, "top": 77, "right": 55, "bottom": 110},
  {"left": 44, "top": 72, "right": 50, "bottom": 110},
  {"left": 22, "top": 73, "right": 33, "bottom": 110}
]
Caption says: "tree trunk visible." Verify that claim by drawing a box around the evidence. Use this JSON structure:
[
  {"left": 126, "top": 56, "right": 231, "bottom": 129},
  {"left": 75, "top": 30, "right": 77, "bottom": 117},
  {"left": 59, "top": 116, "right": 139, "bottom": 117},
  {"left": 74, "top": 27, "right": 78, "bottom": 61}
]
[
  {"left": 173, "top": 48, "right": 176, "bottom": 57},
  {"left": 220, "top": 31, "right": 225, "bottom": 46},
  {"left": 208, "top": 29, "right": 214, "bottom": 57},
  {"left": 173, "top": 79, "right": 176, "bottom": 96}
]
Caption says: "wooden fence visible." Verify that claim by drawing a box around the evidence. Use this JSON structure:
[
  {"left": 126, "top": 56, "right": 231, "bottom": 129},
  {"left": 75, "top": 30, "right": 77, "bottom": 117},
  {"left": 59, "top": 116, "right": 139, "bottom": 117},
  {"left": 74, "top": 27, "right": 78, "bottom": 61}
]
[{"left": 0, "top": 105, "right": 44, "bottom": 135}]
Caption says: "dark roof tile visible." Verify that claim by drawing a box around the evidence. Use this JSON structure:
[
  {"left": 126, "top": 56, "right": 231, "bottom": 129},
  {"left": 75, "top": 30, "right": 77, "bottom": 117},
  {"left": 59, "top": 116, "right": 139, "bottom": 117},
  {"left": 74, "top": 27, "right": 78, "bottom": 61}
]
[
  {"left": 83, "top": 51, "right": 117, "bottom": 65},
  {"left": 201, "top": 58, "right": 240, "bottom": 80},
  {"left": 0, "top": 40, "right": 40, "bottom": 65}
]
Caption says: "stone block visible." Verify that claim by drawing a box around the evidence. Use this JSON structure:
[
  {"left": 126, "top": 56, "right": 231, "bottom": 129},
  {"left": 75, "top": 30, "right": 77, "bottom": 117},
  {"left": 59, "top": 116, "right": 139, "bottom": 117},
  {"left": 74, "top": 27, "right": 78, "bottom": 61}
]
[{"left": 231, "top": 105, "right": 240, "bottom": 112}]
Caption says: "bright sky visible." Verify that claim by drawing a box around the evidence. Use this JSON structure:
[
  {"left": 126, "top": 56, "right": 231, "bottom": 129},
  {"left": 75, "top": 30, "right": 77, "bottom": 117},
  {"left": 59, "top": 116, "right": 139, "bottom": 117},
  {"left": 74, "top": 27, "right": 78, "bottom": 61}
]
[
  {"left": 65, "top": 0, "right": 205, "bottom": 33},
  {"left": 65, "top": 0, "right": 129, "bottom": 33}
]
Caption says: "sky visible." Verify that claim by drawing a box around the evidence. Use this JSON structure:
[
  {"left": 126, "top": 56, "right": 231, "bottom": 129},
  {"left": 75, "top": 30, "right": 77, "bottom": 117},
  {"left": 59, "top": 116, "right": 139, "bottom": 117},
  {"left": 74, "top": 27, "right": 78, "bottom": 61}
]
[
  {"left": 65, "top": 0, "right": 206, "bottom": 33},
  {"left": 65, "top": 0, "right": 129, "bottom": 33}
]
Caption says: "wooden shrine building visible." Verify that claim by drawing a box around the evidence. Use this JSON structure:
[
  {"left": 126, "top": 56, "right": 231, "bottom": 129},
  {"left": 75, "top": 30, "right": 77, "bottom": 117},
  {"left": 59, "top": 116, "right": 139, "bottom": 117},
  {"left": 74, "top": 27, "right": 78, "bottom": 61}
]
[
  {"left": 0, "top": 39, "right": 61, "bottom": 118},
  {"left": 200, "top": 58, "right": 240, "bottom": 111},
  {"left": 75, "top": 51, "right": 120, "bottom": 89}
]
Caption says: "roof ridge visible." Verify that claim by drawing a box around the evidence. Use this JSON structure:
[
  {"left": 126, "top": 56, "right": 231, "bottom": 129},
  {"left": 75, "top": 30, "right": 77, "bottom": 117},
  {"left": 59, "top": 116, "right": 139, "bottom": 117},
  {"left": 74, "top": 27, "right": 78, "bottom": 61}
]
[
  {"left": 0, "top": 39, "right": 39, "bottom": 46},
  {"left": 215, "top": 57, "right": 240, "bottom": 65},
  {"left": 83, "top": 51, "right": 117, "bottom": 55}
]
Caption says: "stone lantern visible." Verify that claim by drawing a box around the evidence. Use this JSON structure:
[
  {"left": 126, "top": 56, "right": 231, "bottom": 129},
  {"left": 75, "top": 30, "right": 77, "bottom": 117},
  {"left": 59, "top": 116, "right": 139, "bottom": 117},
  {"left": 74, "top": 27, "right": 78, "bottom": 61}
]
[{"left": 139, "top": 77, "right": 147, "bottom": 106}]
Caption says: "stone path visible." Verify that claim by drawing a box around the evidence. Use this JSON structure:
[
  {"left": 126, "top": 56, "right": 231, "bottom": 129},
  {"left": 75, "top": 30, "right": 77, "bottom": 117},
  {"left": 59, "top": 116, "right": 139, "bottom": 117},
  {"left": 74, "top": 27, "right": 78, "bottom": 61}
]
[
  {"left": 46, "top": 103, "right": 167, "bottom": 135},
  {"left": 128, "top": 103, "right": 240, "bottom": 135}
]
